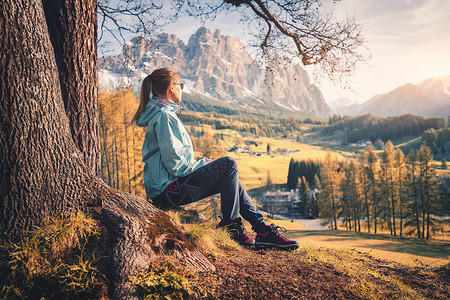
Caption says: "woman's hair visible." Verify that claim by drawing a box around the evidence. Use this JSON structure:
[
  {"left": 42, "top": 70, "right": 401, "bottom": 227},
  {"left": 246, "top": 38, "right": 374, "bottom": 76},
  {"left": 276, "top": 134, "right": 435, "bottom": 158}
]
[{"left": 131, "top": 67, "right": 179, "bottom": 123}]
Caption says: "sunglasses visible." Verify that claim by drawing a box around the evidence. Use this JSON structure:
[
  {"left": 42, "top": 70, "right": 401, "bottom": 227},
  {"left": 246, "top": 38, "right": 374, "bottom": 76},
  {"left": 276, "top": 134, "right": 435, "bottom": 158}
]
[{"left": 177, "top": 82, "right": 184, "bottom": 90}]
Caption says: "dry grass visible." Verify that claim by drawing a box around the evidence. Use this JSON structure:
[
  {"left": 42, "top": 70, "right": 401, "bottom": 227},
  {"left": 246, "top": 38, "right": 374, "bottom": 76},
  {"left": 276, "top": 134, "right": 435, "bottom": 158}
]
[
  {"left": 297, "top": 244, "right": 429, "bottom": 299},
  {"left": 0, "top": 212, "right": 105, "bottom": 299},
  {"left": 130, "top": 260, "right": 206, "bottom": 300},
  {"left": 265, "top": 219, "right": 450, "bottom": 267},
  {"left": 228, "top": 147, "right": 341, "bottom": 190}
]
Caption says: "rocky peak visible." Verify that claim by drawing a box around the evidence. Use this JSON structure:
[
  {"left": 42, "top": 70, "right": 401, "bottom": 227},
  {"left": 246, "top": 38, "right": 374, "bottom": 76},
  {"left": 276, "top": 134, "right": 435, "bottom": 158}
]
[{"left": 99, "top": 27, "right": 332, "bottom": 118}]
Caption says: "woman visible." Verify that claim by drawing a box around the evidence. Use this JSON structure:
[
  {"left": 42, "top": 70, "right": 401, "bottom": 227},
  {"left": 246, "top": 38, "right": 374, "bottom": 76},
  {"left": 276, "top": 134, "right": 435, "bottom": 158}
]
[{"left": 133, "top": 67, "right": 298, "bottom": 250}]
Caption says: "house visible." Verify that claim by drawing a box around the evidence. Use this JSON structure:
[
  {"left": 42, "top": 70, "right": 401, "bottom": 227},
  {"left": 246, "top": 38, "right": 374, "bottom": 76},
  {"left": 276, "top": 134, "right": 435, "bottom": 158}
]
[
  {"left": 261, "top": 190, "right": 298, "bottom": 215},
  {"left": 228, "top": 145, "right": 243, "bottom": 153}
]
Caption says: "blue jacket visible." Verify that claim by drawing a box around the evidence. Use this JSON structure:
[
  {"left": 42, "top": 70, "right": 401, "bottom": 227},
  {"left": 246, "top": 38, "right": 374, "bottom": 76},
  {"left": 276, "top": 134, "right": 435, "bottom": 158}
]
[{"left": 136, "top": 96, "right": 209, "bottom": 198}]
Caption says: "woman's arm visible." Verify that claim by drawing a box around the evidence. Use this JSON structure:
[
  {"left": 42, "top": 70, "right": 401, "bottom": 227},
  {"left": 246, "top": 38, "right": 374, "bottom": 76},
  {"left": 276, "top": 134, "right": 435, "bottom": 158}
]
[{"left": 155, "top": 112, "right": 209, "bottom": 177}]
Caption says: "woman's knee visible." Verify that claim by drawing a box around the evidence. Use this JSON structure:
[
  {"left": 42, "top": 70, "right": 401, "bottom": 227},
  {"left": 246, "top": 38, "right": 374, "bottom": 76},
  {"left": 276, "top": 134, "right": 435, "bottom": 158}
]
[{"left": 219, "top": 156, "right": 238, "bottom": 171}]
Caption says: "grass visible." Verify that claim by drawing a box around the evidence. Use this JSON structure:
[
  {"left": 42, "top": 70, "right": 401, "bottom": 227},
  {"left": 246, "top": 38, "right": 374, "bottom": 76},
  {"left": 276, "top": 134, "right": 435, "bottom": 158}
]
[
  {"left": 0, "top": 211, "right": 105, "bottom": 299},
  {"left": 296, "top": 244, "right": 428, "bottom": 299},
  {"left": 129, "top": 211, "right": 245, "bottom": 299},
  {"left": 228, "top": 145, "right": 343, "bottom": 190},
  {"left": 130, "top": 260, "right": 202, "bottom": 300},
  {"left": 3, "top": 209, "right": 446, "bottom": 298},
  {"left": 262, "top": 218, "right": 450, "bottom": 267},
  {"left": 169, "top": 209, "right": 242, "bottom": 255}
]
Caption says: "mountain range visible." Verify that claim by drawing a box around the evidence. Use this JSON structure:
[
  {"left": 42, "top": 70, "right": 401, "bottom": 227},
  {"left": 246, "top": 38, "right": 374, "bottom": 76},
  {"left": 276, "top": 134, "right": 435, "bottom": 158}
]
[
  {"left": 99, "top": 27, "right": 332, "bottom": 119},
  {"left": 329, "top": 76, "right": 450, "bottom": 119}
]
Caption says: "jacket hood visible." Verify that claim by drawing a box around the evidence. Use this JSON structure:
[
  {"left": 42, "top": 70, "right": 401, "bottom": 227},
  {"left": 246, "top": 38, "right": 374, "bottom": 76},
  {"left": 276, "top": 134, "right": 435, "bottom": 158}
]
[{"left": 136, "top": 96, "right": 180, "bottom": 127}]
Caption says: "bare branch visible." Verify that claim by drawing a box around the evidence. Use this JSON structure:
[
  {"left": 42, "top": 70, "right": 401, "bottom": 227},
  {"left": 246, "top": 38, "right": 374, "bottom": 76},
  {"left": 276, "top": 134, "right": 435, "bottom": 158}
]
[{"left": 97, "top": 0, "right": 369, "bottom": 82}]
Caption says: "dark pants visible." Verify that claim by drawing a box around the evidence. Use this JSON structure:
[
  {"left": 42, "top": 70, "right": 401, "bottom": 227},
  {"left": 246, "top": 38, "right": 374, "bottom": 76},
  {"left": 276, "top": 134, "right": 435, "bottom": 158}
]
[{"left": 152, "top": 156, "right": 267, "bottom": 232}]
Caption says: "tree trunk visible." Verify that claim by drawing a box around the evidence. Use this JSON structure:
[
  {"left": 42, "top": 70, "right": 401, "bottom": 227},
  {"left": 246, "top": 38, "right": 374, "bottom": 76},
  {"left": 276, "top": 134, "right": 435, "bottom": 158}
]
[
  {"left": 100, "top": 105, "right": 113, "bottom": 186},
  {"left": 391, "top": 178, "right": 397, "bottom": 236},
  {"left": 42, "top": 0, "right": 101, "bottom": 176},
  {"left": 0, "top": 1, "right": 214, "bottom": 299},
  {"left": 371, "top": 173, "right": 378, "bottom": 234},
  {"left": 411, "top": 162, "right": 421, "bottom": 238},
  {"left": 363, "top": 176, "right": 371, "bottom": 233},
  {"left": 0, "top": 0, "right": 97, "bottom": 236},
  {"left": 131, "top": 125, "right": 138, "bottom": 194},
  {"left": 124, "top": 97, "right": 132, "bottom": 193},
  {"left": 114, "top": 128, "right": 120, "bottom": 189},
  {"left": 92, "top": 181, "right": 215, "bottom": 299},
  {"left": 398, "top": 169, "right": 403, "bottom": 237},
  {"left": 331, "top": 193, "right": 337, "bottom": 230}
]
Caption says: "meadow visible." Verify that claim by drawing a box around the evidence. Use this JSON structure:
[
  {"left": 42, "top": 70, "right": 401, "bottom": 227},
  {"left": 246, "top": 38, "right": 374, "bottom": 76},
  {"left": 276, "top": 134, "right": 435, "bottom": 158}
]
[
  {"left": 264, "top": 218, "right": 450, "bottom": 267},
  {"left": 188, "top": 124, "right": 450, "bottom": 268}
]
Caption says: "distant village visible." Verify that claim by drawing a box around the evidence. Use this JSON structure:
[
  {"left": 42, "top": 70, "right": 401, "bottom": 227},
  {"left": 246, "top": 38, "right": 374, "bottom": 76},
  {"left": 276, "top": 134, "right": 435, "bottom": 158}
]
[
  {"left": 260, "top": 188, "right": 320, "bottom": 218},
  {"left": 227, "top": 144, "right": 300, "bottom": 157}
]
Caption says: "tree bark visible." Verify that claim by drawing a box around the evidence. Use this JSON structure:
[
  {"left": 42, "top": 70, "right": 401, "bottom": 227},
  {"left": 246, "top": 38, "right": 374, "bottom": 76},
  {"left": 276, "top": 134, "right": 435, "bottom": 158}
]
[
  {"left": 0, "top": 1, "right": 214, "bottom": 299},
  {"left": 42, "top": 0, "right": 101, "bottom": 176},
  {"left": 0, "top": 0, "right": 97, "bottom": 236},
  {"left": 92, "top": 181, "right": 215, "bottom": 299}
]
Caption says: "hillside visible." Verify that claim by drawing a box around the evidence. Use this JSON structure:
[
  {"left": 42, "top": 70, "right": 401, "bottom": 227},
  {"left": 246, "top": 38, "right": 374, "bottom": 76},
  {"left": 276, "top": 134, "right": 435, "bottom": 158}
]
[
  {"left": 331, "top": 75, "right": 450, "bottom": 118},
  {"left": 144, "top": 211, "right": 450, "bottom": 299},
  {"left": 2, "top": 211, "right": 448, "bottom": 299},
  {"left": 200, "top": 245, "right": 449, "bottom": 299}
]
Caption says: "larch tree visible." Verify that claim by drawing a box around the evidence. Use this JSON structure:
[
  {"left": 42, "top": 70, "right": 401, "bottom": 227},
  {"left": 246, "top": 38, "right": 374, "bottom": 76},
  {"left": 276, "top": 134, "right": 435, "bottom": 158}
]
[
  {"left": 1, "top": 0, "right": 367, "bottom": 298},
  {"left": 358, "top": 150, "right": 371, "bottom": 233},
  {"left": 318, "top": 152, "right": 340, "bottom": 230},
  {"left": 417, "top": 142, "right": 439, "bottom": 239},
  {"left": 381, "top": 140, "right": 396, "bottom": 235},
  {"left": 405, "top": 149, "right": 422, "bottom": 238},
  {"left": 394, "top": 148, "right": 406, "bottom": 237},
  {"left": 366, "top": 145, "right": 379, "bottom": 233},
  {"left": 340, "top": 161, "right": 354, "bottom": 231},
  {"left": 299, "top": 176, "right": 310, "bottom": 216}
]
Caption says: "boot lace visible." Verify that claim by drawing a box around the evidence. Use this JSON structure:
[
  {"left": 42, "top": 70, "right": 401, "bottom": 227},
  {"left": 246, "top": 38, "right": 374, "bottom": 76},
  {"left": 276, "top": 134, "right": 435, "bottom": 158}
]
[{"left": 269, "top": 224, "right": 289, "bottom": 241}]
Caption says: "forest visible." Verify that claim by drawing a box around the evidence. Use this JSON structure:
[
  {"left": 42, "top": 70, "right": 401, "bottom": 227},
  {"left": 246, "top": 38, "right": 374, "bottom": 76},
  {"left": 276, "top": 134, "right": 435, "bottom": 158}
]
[
  {"left": 287, "top": 143, "right": 450, "bottom": 239},
  {"left": 325, "top": 114, "right": 445, "bottom": 143},
  {"left": 422, "top": 126, "right": 450, "bottom": 157}
]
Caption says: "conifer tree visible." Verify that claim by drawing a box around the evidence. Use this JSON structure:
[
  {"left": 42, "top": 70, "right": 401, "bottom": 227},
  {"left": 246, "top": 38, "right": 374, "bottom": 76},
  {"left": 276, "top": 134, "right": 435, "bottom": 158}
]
[
  {"left": 350, "top": 160, "right": 362, "bottom": 231},
  {"left": 394, "top": 148, "right": 406, "bottom": 237},
  {"left": 318, "top": 152, "right": 340, "bottom": 230},
  {"left": 366, "top": 145, "right": 379, "bottom": 233},
  {"left": 358, "top": 151, "right": 371, "bottom": 233},
  {"left": 340, "top": 161, "right": 353, "bottom": 230},
  {"left": 381, "top": 140, "right": 396, "bottom": 235},
  {"left": 299, "top": 176, "right": 310, "bottom": 216},
  {"left": 311, "top": 174, "right": 321, "bottom": 217},
  {"left": 417, "top": 142, "right": 439, "bottom": 239},
  {"left": 405, "top": 149, "right": 422, "bottom": 238},
  {"left": 287, "top": 158, "right": 299, "bottom": 190}
]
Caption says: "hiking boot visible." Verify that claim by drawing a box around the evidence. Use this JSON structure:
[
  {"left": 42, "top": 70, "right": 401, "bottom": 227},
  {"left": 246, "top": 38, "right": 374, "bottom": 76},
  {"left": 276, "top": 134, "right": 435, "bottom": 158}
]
[
  {"left": 255, "top": 224, "right": 299, "bottom": 250},
  {"left": 217, "top": 217, "right": 255, "bottom": 247}
]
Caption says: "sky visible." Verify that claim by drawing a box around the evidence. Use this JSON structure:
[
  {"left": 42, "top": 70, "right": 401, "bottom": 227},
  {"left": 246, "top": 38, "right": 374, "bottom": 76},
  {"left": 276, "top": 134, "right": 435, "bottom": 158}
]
[{"left": 161, "top": 0, "right": 450, "bottom": 104}]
